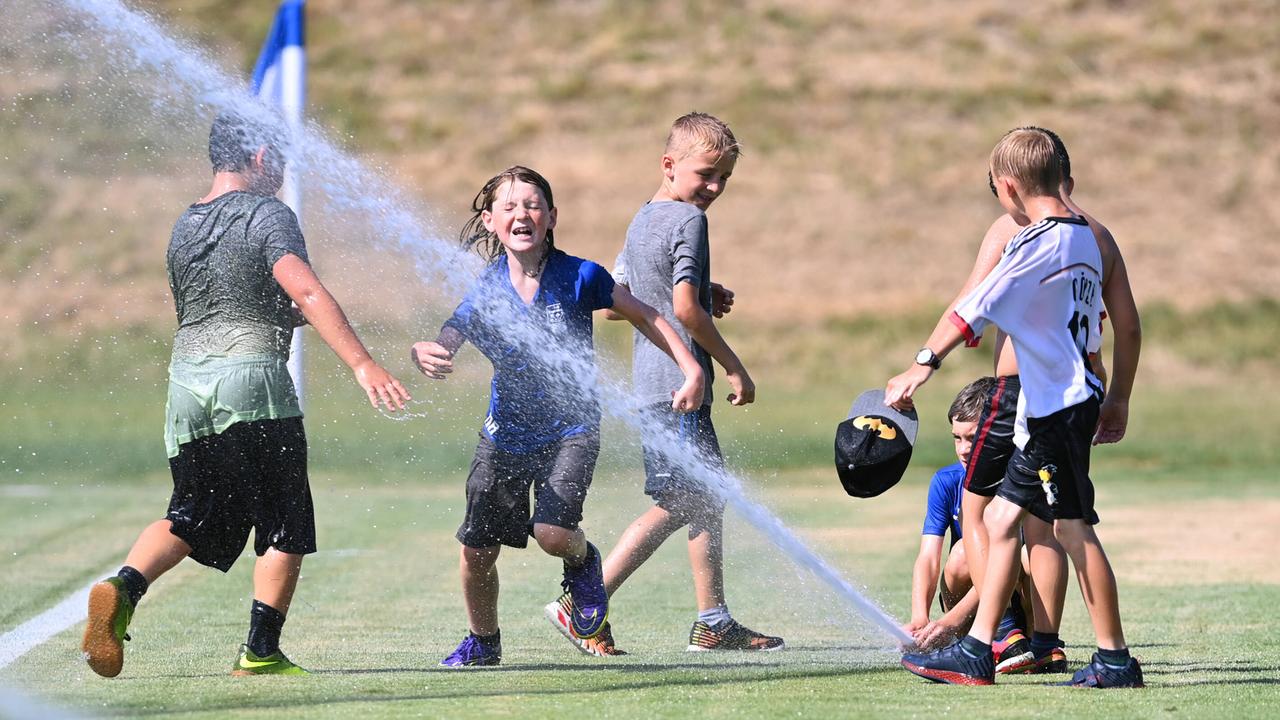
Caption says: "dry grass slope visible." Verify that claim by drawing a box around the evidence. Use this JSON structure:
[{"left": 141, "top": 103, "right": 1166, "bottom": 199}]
[{"left": 2, "top": 0, "right": 1278, "bottom": 343}]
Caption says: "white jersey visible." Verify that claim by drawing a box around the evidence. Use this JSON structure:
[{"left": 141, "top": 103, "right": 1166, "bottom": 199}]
[{"left": 951, "top": 216, "right": 1104, "bottom": 434}]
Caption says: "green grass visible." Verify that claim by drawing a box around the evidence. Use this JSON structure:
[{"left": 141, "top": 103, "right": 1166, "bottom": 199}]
[
  {"left": 2, "top": 459, "right": 1278, "bottom": 718},
  {"left": 2, "top": 318, "right": 1279, "bottom": 717}
]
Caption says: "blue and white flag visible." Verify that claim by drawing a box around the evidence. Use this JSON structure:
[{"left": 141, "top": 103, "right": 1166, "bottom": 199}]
[
  {"left": 251, "top": 0, "right": 306, "bottom": 107},
  {"left": 251, "top": 0, "right": 308, "bottom": 402}
]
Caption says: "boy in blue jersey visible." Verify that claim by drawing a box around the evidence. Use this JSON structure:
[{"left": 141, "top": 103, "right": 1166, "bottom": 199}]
[
  {"left": 905, "top": 378, "right": 1032, "bottom": 671},
  {"left": 412, "top": 166, "right": 704, "bottom": 667}
]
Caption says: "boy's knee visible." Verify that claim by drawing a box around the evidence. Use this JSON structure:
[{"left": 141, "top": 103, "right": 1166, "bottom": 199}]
[
  {"left": 1053, "top": 519, "right": 1095, "bottom": 547},
  {"left": 460, "top": 544, "right": 500, "bottom": 570},
  {"left": 982, "top": 499, "right": 1024, "bottom": 539}
]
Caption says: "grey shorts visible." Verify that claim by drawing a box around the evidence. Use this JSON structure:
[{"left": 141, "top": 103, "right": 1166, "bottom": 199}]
[
  {"left": 640, "top": 404, "right": 726, "bottom": 533},
  {"left": 456, "top": 432, "right": 599, "bottom": 549}
]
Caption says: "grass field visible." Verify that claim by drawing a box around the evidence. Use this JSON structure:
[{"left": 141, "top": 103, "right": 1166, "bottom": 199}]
[{"left": 3, "top": 325, "right": 1279, "bottom": 718}]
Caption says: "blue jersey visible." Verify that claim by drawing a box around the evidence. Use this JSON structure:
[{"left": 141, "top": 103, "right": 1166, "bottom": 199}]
[
  {"left": 444, "top": 249, "right": 615, "bottom": 453},
  {"left": 922, "top": 462, "right": 965, "bottom": 544}
]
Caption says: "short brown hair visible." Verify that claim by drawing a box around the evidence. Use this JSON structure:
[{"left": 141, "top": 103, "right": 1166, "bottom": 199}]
[
  {"left": 989, "top": 128, "right": 1062, "bottom": 198},
  {"left": 948, "top": 376, "right": 997, "bottom": 424},
  {"left": 665, "top": 112, "right": 741, "bottom": 160}
]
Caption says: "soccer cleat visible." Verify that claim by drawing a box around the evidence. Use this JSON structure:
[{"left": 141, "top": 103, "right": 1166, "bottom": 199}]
[
  {"left": 901, "top": 640, "right": 995, "bottom": 686},
  {"left": 544, "top": 594, "right": 627, "bottom": 656},
  {"left": 687, "top": 620, "right": 784, "bottom": 652},
  {"left": 82, "top": 577, "right": 134, "bottom": 678},
  {"left": 1028, "top": 646, "right": 1069, "bottom": 674},
  {"left": 560, "top": 542, "right": 609, "bottom": 639},
  {"left": 231, "top": 645, "right": 309, "bottom": 676},
  {"left": 440, "top": 632, "right": 502, "bottom": 668},
  {"left": 994, "top": 632, "right": 1035, "bottom": 674},
  {"left": 1061, "top": 653, "right": 1144, "bottom": 688}
]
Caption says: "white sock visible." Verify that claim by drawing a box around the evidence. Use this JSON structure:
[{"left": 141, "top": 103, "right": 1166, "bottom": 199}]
[{"left": 698, "top": 605, "right": 731, "bottom": 628}]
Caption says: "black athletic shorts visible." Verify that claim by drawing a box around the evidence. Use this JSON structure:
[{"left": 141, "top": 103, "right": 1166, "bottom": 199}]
[
  {"left": 997, "top": 397, "right": 1101, "bottom": 525},
  {"left": 166, "top": 417, "right": 315, "bottom": 572},
  {"left": 641, "top": 403, "right": 726, "bottom": 532},
  {"left": 964, "top": 375, "right": 1021, "bottom": 497},
  {"left": 456, "top": 431, "right": 599, "bottom": 549}
]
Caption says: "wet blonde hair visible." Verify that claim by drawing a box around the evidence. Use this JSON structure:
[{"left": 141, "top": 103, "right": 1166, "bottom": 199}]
[
  {"left": 989, "top": 127, "right": 1061, "bottom": 198},
  {"left": 665, "top": 112, "right": 741, "bottom": 161}
]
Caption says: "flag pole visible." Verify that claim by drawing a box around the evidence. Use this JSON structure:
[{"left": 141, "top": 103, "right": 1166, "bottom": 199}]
[{"left": 252, "top": 0, "right": 308, "bottom": 408}]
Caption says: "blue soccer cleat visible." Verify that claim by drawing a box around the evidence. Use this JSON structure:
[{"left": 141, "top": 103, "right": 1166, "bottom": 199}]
[
  {"left": 561, "top": 542, "right": 609, "bottom": 639},
  {"left": 901, "top": 640, "right": 995, "bottom": 686},
  {"left": 1061, "top": 652, "right": 1144, "bottom": 688},
  {"left": 441, "top": 632, "right": 502, "bottom": 668}
]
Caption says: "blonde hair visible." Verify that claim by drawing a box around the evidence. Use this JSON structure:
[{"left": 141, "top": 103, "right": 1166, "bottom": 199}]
[
  {"left": 665, "top": 112, "right": 741, "bottom": 160},
  {"left": 989, "top": 128, "right": 1061, "bottom": 198}
]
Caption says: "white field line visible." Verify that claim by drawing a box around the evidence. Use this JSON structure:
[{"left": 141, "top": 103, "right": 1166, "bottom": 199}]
[
  {"left": 0, "top": 569, "right": 117, "bottom": 670},
  {"left": 0, "top": 549, "right": 364, "bottom": 671}
]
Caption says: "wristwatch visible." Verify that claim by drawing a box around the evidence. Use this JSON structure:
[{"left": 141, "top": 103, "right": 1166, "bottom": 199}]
[{"left": 914, "top": 347, "right": 942, "bottom": 370}]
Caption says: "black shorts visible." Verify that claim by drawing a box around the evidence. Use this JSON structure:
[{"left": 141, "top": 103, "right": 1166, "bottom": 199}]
[
  {"left": 997, "top": 398, "right": 1101, "bottom": 525},
  {"left": 456, "top": 432, "right": 599, "bottom": 549},
  {"left": 964, "top": 375, "right": 1020, "bottom": 497},
  {"left": 641, "top": 403, "right": 726, "bottom": 531},
  {"left": 166, "top": 418, "right": 315, "bottom": 572}
]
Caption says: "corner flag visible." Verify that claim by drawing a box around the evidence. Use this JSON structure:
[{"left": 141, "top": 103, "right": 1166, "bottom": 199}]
[{"left": 251, "top": 0, "right": 308, "bottom": 406}]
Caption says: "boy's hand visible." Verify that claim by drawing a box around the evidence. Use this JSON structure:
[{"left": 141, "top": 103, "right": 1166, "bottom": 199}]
[
  {"left": 710, "top": 282, "right": 735, "bottom": 318},
  {"left": 912, "top": 619, "right": 960, "bottom": 651},
  {"left": 1093, "top": 395, "right": 1129, "bottom": 445},
  {"left": 411, "top": 341, "right": 454, "bottom": 380},
  {"left": 670, "top": 370, "right": 705, "bottom": 414},
  {"left": 885, "top": 364, "right": 933, "bottom": 411},
  {"left": 354, "top": 360, "right": 410, "bottom": 411},
  {"left": 725, "top": 366, "right": 755, "bottom": 406}
]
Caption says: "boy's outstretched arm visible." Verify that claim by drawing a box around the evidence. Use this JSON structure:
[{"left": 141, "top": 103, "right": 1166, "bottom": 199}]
[
  {"left": 913, "top": 587, "right": 979, "bottom": 651},
  {"left": 1096, "top": 245, "right": 1141, "bottom": 444},
  {"left": 411, "top": 326, "right": 466, "bottom": 381},
  {"left": 673, "top": 281, "right": 754, "bottom": 405},
  {"left": 272, "top": 254, "right": 410, "bottom": 411},
  {"left": 906, "top": 536, "right": 945, "bottom": 633},
  {"left": 610, "top": 285, "right": 705, "bottom": 412},
  {"left": 883, "top": 321, "right": 966, "bottom": 411}
]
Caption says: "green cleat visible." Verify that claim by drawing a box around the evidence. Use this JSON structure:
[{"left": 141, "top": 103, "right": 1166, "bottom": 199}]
[
  {"left": 82, "top": 577, "right": 134, "bottom": 678},
  {"left": 231, "top": 645, "right": 309, "bottom": 676}
]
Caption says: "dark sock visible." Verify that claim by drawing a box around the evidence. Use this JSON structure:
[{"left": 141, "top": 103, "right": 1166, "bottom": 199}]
[
  {"left": 959, "top": 635, "right": 991, "bottom": 659},
  {"left": 1097, "top": 646, "right": 1131, "bottom": 667},
  {"left": 246, "top": 600, "right": 286, "bottom": 657},
  {"left": 472, "top": 629, "right": 500, "bottom": 645},
  {"left": 117, "top": 566, "right": 149, "bottom": 607},
  {"left": 1009, "top": 590, "right": 1028, "bottom": 631},
  {"left": 1031, "top": 632, "right": 1061, "bottom": 658}
]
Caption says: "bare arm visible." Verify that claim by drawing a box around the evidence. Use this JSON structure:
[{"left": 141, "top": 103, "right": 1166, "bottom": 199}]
[
  {"left": 673, "top": 281, "right": 754, "bottom": 405},
  {"left": 1095, "top": 240, "right": 1142, "bottom": 444},
  {"left": 609, "top": 284, "right": 705, "bottom": 412},
  {"left": 272, "top": 254, "right": 409, "bottom": 410},
  {"left": 907, "top": 536, "right": 945, "bottom": 631}
]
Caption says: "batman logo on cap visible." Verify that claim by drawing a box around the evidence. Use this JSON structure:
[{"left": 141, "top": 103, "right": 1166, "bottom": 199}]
[{"left": 852, "top": 416, "right": 897, "bottom": 440}]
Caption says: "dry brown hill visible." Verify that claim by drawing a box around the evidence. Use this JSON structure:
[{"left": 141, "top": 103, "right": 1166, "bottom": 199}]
[{"left": 3, "top": 0, "right": 1278, "bottom": 344}]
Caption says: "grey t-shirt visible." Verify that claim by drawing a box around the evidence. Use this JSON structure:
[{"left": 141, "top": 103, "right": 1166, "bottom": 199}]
[
  {"left": 162, "top": 191, "right": 308, "bottom": 457},
  {"left": 167, "top": 190, "right": 309, "bottom": 360},
  {"left": 616, "top": 200, "right": 714, "bottom": 408}
]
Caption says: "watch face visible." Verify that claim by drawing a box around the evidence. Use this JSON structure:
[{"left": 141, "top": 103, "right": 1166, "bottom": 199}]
[{"left": 916, "top": 349, "right": 931, "bottom": 364}]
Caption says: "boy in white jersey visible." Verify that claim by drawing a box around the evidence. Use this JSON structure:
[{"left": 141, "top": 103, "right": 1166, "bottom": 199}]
[{"left": 886, "top": 128, "right": 1142, "bottom": 688}]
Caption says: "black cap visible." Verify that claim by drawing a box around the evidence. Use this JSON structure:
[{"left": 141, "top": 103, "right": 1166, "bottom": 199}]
[{"left": 835, "top": 389, "right": 919, "bottom": 498}]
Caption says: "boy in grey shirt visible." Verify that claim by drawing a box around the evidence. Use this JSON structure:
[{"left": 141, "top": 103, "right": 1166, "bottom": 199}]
[{"left": 545, "top": 113, "right": 782, "bottom": 655}]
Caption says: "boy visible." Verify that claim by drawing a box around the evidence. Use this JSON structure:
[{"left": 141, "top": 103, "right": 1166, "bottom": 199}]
[
  {"left": 934, "top": 127, "right": 1141, "bottom": 674},
  {"left": 887, "top": 128, "right": 1143, "bottom": 688},
  {"left": 904, "top": 377, "right": 1031, "bottom": 673},
  {"left": 545, "top": 112, "right": 782, "bottom": 655},
  {"left": 80, "top": 110, "right": 410, "bottom": 678}
]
